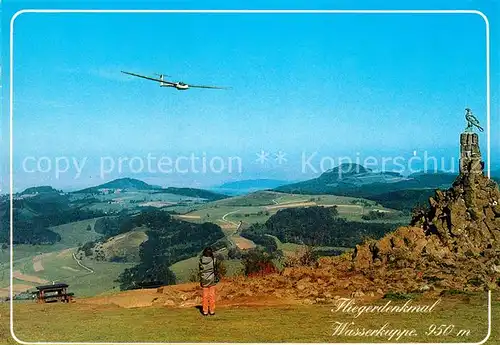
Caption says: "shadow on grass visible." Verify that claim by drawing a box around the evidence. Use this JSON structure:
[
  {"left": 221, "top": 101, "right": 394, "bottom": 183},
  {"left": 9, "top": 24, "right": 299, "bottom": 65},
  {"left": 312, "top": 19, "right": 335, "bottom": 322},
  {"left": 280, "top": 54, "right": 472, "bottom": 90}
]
[{"left": 194, "top": 305, "right": 205, "bottom": 316}]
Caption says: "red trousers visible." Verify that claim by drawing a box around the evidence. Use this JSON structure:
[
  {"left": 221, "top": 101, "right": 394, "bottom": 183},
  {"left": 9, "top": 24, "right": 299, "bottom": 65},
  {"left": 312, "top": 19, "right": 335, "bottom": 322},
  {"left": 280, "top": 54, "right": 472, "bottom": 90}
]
[{"left": 202, "top": 285, "right": 216, "bottom": 314}]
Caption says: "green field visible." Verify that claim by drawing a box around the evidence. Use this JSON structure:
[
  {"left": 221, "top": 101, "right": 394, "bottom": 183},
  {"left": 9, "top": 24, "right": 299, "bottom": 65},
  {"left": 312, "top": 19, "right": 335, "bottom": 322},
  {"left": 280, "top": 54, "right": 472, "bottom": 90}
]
[
  {"left": 2, "top": 218, "right": 134, "bottom": 298},
  {"left": 172, "top": 191, "right": 406, "bottom": 257},
  {"left": 80, "top": 191, "right": 204, "bottom": 213},
  {"left": 178, "top": 191, "right": 408, "bottom": 229},
  {"left": 2, "top": 189, "right": 407, "bottom": 300},
  {"left": 212, "top": 191, "right": 282, "bottom": 206},
  {"left": 99, "top": 229, "right": 147, "bottom": 261},
  {"left": 1, "top": 292, "right": 496, "bottom": 343},
  {"left": 0, "top": 218, "right": 103, "bottom": 293},
  {"left": 50, "top": 218, "right": 103, "bottom": 247},
  {"left": 2, "top": 218, "right": 104, "bottom": 265},
  {"left": 21, "top": 248, "right": 134, "bottom": 297}
]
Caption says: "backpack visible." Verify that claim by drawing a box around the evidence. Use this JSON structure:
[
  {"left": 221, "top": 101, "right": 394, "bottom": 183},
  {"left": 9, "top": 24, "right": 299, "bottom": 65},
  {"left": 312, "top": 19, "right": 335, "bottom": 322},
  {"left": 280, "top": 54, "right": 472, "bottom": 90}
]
[{"left": 213, "top": 257, "right": 220, "bottom": 283}]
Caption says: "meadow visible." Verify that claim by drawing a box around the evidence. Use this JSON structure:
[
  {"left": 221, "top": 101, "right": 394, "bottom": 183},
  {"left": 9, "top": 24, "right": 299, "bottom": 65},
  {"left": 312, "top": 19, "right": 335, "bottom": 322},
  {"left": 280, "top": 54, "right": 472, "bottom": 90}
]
[
  {"left": 0, "top": 217, "right": 134, "bottom": 298},
  {"left": 0, "top": 292, "right": 496, "bottom": 343},
  {"left": 1, "top": 189, "right": 408, "bottom": 300},
  {"left": 180, "top": 191, "right": 408, "bottom": 227}
]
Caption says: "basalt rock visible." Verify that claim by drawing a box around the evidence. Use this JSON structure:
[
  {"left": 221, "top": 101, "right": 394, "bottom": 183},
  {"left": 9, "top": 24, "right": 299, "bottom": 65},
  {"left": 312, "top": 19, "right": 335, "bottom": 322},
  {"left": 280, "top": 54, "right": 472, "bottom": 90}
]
[{"left": 352, "top": 132, "right": 500, "bottom": 291}]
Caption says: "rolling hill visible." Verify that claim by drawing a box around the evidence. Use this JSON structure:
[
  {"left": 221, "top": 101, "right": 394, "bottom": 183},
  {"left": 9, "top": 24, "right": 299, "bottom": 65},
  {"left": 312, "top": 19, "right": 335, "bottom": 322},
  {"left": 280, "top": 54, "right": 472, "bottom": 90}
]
[
  {"left": 20, "top": 186, "right": 61, "bottom": 195},
  {"left": 275, "top": 163, "right": 410, "bottom": 194},
  {"left": 274, "top": 163, "right": 462, "bottom": 211},
  {"left": 212, "top": 179, "right": 291, "bottom": 195},
  {"left": 75, "top": 178, "right": 228, "bottom": 201},
  {"left": 161, "top": 187, "right": 228, "bottom": 201},
  {"left": 75, "top": 178, "right": 159, "bottom": 193}
]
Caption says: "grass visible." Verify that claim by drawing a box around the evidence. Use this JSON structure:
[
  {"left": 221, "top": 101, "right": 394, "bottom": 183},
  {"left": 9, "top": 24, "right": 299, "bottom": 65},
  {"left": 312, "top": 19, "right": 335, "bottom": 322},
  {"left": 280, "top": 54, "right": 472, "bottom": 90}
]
[
  {"left": 170, "top": 256, "right": 200, "bottom": 283},
  {"left": 49, "top": 218, "right": 103, "bottom": 248},
  {"left": 33, "top": 249, "right": 135, "bottom": 297},
  {"left": 59, "top": 260, "right": 134, "bottom": 297},
  {"left": 212, "top": 191, "right": 282, "bottom": 207},
  {"left": 1, "top": 217, "right": 101, "bottom": 265},
  {"left": 2, "top": 247, "right": 134, "bottom": 298},
  {"left": 0, "top": 257, "right": 31, "bottom": 290},
  {"left": 180, "top": 192, "right": 405, "bottom": 228},
  {"left": 1, "top": 217, "right": 133, "bottom": 296},
  {"left": 0, "top": 292, "right": 496, "bottom": 343},
  {"left": 0, "top": 217, "right": 104, "bottom": 268},
  {"left": 8, "top": 247, "right": 134, "bottom": 297},
  {"left": 81, "top": 191, "right": 205, "bottom": 213},
  {"left": 99, "top": 229, "right": 148, "bottom": 262}
]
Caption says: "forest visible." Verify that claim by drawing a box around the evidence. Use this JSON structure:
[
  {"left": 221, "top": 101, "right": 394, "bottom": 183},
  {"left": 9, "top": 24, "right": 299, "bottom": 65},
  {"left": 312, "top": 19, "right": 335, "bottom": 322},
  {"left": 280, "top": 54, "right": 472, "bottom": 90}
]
[
  {"left": 117, "top": 209, "right": 225, "bottom": 289},
  {"left": 242, "top": 206, "right": 399, "bottom": 248}
]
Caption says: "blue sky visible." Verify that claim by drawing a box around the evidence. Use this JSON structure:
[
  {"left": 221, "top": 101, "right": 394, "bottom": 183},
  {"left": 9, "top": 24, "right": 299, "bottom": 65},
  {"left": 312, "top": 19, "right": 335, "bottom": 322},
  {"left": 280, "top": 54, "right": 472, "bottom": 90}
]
[{"left": 2, "top": 1, "right": 499, "bottom": 191}]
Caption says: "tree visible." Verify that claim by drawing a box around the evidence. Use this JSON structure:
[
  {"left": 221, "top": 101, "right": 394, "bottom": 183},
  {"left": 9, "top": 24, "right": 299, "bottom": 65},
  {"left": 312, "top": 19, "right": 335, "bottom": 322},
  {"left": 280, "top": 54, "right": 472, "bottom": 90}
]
[
  {"left": 117, "top": 264, "right": 176, "bottom": 290},
  {"left": 257, "top": 206, "right": 396, "bottom": 248},
  {"left": 242, "top": 248, "right": 278, "bottom": 277},
  {"left": 228, "top": 247, "right": 242, "bottom": 259},
  {"left": 214, "top": 253, "right": 227, "bottom": 279}
]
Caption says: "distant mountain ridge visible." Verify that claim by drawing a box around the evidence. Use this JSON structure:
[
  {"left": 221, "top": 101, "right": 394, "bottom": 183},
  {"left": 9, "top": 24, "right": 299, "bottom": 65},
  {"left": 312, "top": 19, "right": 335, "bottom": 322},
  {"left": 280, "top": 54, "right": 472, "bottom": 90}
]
[
  {"left": 274, "top": 163, "right": 464, "bottom": 211},
  {"left": 161, "top": 187, "right": 228, "bottom": 201},
  {"left": 76, "top": 178, "right": 158, "bottom": 193},
  {"left": 20, "top": 186, "right": 61, "bottom": 195},
  {"left": 75, "top": 177, "right": 228, "bottom": 201},
  {"left": 275, "top": 163, "right": 412, "bottom": 195}
]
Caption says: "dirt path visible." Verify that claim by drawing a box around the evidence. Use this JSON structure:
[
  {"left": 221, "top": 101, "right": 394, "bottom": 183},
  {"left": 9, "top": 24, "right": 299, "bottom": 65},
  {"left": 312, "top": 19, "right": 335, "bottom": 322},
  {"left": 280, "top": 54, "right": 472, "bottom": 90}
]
[
  {"left": 13, "top": 270, "right": 48, "bottom": 284},
  {"left": 72, "top": 253, "right": 94, "bottom": 273},
  {"left": 62, "top": 266, "right": 80, "bottom": 272},
  {"left": 232, "top": 236, "right": 256, "bottom": 250},
  {"left": 176, "top": 215, "right": 201, "bottom": 220},
  {"left": 221, "top": 210, "right": 240, "bottom": 227},
  {"left": 220, "top": 210, "right": 257, "bottom": 250}
]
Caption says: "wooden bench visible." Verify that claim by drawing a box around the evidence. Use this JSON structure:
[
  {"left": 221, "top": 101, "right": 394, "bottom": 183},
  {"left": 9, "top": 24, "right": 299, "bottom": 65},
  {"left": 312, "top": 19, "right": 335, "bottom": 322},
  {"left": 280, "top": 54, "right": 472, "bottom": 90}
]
[
  {"left": 35, "top": 283, "right": 74, "bottom": 303},
  {"left": 42, "top": 292, "right": 74, "bottom": 303}
]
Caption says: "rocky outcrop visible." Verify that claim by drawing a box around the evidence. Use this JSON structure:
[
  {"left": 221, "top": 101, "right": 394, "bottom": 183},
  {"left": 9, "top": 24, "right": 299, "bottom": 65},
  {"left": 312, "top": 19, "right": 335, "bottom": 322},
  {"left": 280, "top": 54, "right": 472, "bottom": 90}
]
[{"left": 352, "top": 131, "right": 500, "bottom": 291}]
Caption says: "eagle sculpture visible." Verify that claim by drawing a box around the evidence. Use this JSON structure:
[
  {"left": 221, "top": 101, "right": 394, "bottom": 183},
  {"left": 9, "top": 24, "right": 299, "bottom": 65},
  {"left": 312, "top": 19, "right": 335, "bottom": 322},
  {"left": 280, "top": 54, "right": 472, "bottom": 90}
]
[{"left": 465, "top": 108, "right": 484, "bottom": 132}]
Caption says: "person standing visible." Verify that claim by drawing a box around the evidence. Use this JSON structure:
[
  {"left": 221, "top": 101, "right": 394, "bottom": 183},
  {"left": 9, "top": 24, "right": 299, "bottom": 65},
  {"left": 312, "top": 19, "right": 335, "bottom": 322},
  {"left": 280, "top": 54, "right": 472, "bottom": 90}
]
[{"left": 199, "top": 247, "right": 218, "bottom": 316}]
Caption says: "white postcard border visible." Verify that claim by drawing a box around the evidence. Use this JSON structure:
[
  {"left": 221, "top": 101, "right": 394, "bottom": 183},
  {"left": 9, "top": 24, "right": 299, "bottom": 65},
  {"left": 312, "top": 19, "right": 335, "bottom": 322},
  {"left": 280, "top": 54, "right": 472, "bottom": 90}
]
[{"left": 9, "top": 9, "right": 493, "bottom": 345}]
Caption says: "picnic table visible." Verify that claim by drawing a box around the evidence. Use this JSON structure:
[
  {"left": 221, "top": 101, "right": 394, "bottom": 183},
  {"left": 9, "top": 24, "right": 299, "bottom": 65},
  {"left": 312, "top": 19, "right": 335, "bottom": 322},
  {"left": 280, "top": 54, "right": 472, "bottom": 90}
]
[{"left": 35, "top": 283, "right": 74, "bottom": 303}]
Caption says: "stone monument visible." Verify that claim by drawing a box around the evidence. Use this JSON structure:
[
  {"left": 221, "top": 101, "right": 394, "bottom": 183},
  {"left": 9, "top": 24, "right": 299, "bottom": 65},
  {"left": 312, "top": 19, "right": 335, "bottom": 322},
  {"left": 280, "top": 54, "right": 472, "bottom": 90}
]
[
  {"left": 351, "top": 108, "right": 500, "bottom": 292},
  {"left": 459, "top": 108, "right": 484, "bottom": 174}
]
